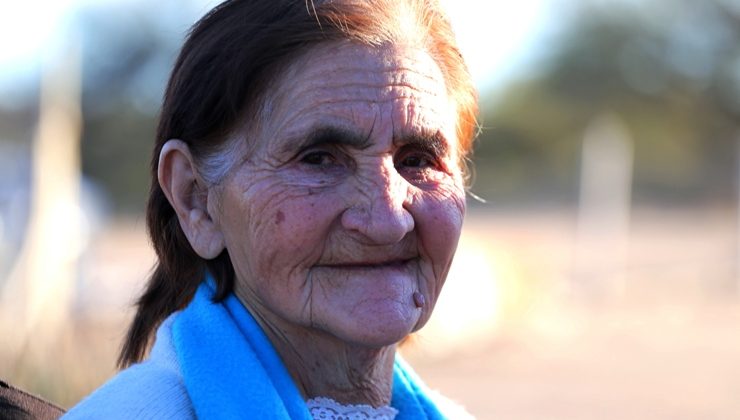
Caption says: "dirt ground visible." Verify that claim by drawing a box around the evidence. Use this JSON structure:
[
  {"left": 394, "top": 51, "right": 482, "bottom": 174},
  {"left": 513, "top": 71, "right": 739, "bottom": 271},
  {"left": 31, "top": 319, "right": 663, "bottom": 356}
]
[
  {"left": 2, "top": 206, "right": 739, "bottom": 419},
  {"left": 406, "top": 207, "right": 740, "bottom": 419},
  {"left": 407, "top": 299, "right": 740, "bottom": 419}
]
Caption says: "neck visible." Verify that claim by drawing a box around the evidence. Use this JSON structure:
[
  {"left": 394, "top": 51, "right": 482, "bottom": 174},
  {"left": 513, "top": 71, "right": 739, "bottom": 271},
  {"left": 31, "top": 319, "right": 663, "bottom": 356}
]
[
  {"left": 284, "top": 336, "right": 397, "bottom": 407},
  {"left": 245, "top": 303, "right": 397, "bottom": 408}
]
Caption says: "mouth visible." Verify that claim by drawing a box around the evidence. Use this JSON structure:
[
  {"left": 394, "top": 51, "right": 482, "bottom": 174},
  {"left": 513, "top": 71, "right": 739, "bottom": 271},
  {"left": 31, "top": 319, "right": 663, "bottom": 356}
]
[{"left": 317, "top": 257, "right": 417, "bottom": 271}]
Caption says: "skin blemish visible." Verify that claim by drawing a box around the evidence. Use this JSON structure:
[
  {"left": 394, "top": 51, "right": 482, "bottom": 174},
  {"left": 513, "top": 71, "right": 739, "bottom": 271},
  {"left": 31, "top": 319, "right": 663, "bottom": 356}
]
[{"left": 276, "top": 210, "right": 285, "bottom": 225}]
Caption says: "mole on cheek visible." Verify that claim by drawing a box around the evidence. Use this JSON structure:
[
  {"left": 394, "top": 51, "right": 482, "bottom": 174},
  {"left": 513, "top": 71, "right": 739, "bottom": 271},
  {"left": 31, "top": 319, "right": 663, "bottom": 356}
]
[{"left": 275, "top": 210, "right": 285, "bottom": 225}]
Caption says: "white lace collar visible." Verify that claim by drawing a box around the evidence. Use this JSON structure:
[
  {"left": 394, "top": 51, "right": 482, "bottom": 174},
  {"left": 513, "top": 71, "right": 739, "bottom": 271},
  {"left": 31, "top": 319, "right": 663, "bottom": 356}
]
[{"left": 306, "top": 396, "right": 398, "bottom": 419}]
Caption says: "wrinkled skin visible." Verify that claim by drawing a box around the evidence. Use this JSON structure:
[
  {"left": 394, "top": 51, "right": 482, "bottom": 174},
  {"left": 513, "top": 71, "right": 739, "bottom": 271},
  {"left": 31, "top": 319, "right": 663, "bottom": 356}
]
[
  {"left": 180, "top": 41, "right": 468, "bottom": 404},
  {"left": 212, "top": 41, "right": 466, "bottom": 349}
]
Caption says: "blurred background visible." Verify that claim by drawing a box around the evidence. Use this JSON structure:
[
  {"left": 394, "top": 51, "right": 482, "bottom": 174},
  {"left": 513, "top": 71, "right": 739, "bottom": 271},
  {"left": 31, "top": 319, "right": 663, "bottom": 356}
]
[{"left": 1, "top": 0, "right": 739, "bottom": 418}]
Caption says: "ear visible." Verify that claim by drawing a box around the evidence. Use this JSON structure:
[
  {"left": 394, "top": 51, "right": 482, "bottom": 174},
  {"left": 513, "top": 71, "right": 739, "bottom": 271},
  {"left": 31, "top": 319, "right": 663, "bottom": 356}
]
[{"left": 158, "top": 139, "right": 225, "bottom": 259}]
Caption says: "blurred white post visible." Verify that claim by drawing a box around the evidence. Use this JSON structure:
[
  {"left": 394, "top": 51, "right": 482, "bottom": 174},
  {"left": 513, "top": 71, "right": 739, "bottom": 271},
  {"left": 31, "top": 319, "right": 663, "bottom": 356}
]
[
  {"left": 573, "top": 113, "right": 634, "bottom": 299},
  {"left": 1, "top": 32, "right": 83, "bottom": 351}
]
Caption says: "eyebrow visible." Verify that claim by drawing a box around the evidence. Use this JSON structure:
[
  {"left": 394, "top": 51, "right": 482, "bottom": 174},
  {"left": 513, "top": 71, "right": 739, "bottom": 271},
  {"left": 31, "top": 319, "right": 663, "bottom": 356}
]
[
  {"left": 280, "top": 125, "right": 450, "bottom": 157},
  {"left": 396, "top": 130, "right": 449, "bottom": 158},
  {"left": 281, "top": 126, "right": 373, "bottom": 154}
]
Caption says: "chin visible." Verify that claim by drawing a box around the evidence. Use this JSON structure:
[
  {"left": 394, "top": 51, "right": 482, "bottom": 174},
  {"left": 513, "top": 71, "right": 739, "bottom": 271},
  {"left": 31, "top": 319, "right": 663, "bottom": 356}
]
[{"left": 329, "top": 307, "right": 421, "bottom": 348}]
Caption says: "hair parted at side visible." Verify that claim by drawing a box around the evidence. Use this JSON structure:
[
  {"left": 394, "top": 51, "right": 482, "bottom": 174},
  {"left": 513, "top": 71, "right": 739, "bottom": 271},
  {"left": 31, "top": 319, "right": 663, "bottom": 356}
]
[{"left": 118, "top": 0, "right": 478, "bottom": 368}]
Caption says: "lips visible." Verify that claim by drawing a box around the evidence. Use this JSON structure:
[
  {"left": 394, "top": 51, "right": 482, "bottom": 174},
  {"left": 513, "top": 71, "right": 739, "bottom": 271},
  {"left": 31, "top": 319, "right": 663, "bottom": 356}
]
[{"left": 319, "top": 257, "right": 416, "bottom": 270}]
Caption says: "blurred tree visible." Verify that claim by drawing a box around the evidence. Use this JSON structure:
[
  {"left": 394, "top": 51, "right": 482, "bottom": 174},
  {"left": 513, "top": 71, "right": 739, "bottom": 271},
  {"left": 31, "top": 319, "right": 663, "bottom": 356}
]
[
  {"left": 3, "top": 0, "right": 739, "bottom": 213},
  {"left": 474, "top": 0, "right": 740, "bottom": 206},
  {"left": 78, "top": 2, "right": 191, "bottom": 212}
]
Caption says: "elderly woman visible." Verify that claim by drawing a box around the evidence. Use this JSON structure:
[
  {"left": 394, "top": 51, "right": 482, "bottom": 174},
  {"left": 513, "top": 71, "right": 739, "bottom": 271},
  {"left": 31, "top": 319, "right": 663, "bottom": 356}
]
[{"left": 66, "top": 0, "right": 477, "bottom": 418}]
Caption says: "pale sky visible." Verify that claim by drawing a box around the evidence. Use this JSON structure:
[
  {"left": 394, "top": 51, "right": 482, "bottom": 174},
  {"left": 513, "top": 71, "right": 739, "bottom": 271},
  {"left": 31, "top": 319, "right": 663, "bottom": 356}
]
[{"left": 0, "top": 0, "right": 556, "bottom": 94}]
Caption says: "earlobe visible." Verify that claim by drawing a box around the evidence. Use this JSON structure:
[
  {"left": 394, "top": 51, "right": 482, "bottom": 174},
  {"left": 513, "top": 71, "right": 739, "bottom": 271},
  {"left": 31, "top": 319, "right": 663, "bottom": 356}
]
[{"left": 158, "top": 139, "right": 225, "bottom": 259}]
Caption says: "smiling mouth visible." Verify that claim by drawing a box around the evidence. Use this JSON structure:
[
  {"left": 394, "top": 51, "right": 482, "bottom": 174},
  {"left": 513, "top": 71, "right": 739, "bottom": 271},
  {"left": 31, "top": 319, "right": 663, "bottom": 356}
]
[{"left": 317, "top": 258, "right": 417, "bottom": 270}]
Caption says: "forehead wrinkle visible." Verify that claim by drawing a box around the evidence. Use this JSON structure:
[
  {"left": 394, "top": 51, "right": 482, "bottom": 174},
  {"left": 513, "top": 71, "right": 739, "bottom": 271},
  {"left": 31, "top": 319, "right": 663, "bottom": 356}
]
[
  {"left": 288, "top": 69, "right": 444, "bottom": 104},
  {"left": 293, "top": 61, "right": 446, "bottom": 103},
  {"left": 282, "top": 97, "right": 442, "bottom": 108},
  {"left": 315, "top": 66, "right": 443, "bottom": 87},
  {"left": 259, "top": 42, "right": 456, "bottom": 156},
  {"left": 304, "top": 65, "right": 445, "bottom": 94},
  {"left": 265, "top": 89, "right": 446, "bottom": 137},
  {"left": 266, "top": 98, "right": 450, "bottom": 157},
  {"left": 284, "top": 85, "right": 449, "bottom": 124},
  {"left": 309, "top": 84, "right": 440, "bottom": 103},
  {"left": 270, "top": 44, "right": 448, "bottom": 101}
]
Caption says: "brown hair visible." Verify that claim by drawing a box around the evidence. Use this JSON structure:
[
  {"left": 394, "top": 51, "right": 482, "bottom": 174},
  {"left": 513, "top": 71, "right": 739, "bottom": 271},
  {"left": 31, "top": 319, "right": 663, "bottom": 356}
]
[{"left": 119, "top": 0, "right": 478, "bottom": 367}]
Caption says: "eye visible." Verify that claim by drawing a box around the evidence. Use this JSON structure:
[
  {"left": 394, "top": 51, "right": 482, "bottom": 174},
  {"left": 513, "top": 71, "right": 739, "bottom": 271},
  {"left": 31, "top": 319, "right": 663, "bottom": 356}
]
[
  {"left": 395, "top": 146, "right": 441, "bottom": 171},
  {"left": 399, "top": 154, "right": 434, "bottom": 169},
  {"left": 300, "top": 150, "right": 335, "bottom": 166}
]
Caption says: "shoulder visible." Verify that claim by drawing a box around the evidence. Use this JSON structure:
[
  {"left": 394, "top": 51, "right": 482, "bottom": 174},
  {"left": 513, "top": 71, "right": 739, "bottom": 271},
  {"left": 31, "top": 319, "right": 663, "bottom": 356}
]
[
  {"left": 63, "top": 360, "right": 193, "bottom": 420},
  {"left": 64, "top": 316, "right": 195, "bottom": 420}
]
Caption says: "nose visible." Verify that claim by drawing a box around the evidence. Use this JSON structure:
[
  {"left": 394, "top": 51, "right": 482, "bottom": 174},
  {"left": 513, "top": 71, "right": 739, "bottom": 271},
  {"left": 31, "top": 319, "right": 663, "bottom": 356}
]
[{"left": 341, "top": 159, "right": 414, "bottom": 244}]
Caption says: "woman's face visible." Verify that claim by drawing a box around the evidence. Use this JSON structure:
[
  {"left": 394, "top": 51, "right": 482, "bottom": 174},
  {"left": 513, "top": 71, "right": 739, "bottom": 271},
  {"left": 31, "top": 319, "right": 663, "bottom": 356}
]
[{"left": 212, "top": 42, "right": 466, "bottom": 347}]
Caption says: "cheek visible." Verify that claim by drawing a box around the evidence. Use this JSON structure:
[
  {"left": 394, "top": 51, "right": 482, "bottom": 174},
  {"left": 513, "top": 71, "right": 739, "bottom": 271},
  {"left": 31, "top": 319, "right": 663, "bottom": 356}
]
[
  {"left": 413, "top": 185, "right": 466, "bottom": 290},
  {"left": 248, "top": 191, "right": 341, "bottom": 276},
  {"left": 418, "top": 180, "right": 465, "bottom": 238},
  {"left": 223, "top": 184, "right": 344, "bottom": 320}
]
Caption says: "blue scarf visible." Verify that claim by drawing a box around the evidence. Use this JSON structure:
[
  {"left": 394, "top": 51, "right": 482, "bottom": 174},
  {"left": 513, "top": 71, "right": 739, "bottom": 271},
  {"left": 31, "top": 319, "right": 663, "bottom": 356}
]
[{"left": 171, "top": 281, "right": 446, "bottom": 419}]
